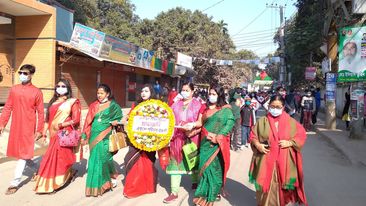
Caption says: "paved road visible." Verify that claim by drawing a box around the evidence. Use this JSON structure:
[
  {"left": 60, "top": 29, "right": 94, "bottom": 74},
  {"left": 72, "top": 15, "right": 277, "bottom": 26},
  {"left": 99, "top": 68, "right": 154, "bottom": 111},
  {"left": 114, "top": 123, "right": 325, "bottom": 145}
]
[{"left": 0, "top": 109, "right": 365, "bottom": 205}]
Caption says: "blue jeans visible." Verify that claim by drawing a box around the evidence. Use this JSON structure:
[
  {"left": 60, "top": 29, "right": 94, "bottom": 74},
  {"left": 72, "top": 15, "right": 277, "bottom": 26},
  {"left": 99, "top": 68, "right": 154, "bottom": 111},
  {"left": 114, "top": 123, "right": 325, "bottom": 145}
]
[{"left": 241, "top": 126, "right": 251, "bottom": 145}]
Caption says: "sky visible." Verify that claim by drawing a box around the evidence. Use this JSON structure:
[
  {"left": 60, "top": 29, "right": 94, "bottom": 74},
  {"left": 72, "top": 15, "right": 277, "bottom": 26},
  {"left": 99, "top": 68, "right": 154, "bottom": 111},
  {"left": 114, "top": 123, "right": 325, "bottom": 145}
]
[{"left": 131, "top": 0, "right": 297, "bottom": 58}]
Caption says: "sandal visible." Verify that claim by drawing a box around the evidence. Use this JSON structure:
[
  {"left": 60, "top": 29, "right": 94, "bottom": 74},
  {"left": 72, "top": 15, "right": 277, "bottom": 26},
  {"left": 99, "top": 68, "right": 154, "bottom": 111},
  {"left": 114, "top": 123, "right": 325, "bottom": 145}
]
[
  {"left": 5, "top": 186, "right": 19, "bottom": 195},
  {"left": 215, "top": 194, "right": 221, "bottom": 201},
  {"left": 70, "top": 169, "right": 78, "bottom": 182},
  {"left": 31, "top": 173, "right": 38, "bottom": 182}
]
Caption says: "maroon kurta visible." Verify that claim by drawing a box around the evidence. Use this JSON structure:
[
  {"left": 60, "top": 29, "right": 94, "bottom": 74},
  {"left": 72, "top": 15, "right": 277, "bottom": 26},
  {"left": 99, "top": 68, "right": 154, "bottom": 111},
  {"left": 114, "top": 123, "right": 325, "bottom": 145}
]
[{"left": 0, "top": 83, "right": 44, "bottom": 159}]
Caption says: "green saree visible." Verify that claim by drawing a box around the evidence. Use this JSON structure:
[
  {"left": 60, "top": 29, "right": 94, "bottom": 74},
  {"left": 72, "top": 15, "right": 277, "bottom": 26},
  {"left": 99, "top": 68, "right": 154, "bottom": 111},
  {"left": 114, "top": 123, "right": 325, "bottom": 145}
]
[
  {"left": 193, "top": 107, "right": 235, "bottom": 206},
  {"left": 82, "top": 100, "right": 123, "bottom": 197}
]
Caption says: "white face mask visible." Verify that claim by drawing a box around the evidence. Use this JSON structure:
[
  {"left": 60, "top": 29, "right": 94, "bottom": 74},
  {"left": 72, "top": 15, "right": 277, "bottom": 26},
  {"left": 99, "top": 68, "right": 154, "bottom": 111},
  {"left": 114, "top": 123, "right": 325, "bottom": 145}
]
[
  {"left": 209, "top": 95, "right": 218, "bottom": 104},
  {"left": 268, "top": 108, "right": 283, "bottom": 117},
  {"left": 181, "top": 91, "right": 190, "bottom": 100},
  {"left": 19, "top": 74, "right": 29, "bottom": 83},
  {"left": 56, "top": 87, "right": 68, "bottom": 95},
  {"left": 100, "top": 97, "right": 108, "bottom": 103}
]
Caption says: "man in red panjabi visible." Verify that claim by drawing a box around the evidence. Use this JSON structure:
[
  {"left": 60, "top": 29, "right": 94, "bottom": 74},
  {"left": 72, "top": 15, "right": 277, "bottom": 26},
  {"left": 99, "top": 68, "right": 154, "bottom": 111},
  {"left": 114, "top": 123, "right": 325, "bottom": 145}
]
[{"left": 0, "top": 64, "right": 44, "bottom": 195}]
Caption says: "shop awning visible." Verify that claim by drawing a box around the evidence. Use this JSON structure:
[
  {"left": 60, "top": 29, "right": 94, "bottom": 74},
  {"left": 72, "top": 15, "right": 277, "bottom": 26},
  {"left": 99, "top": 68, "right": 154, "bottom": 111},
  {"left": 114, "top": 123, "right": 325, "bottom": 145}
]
[{"left": 0, "top": 0, "right": 54, "bottom": 16}]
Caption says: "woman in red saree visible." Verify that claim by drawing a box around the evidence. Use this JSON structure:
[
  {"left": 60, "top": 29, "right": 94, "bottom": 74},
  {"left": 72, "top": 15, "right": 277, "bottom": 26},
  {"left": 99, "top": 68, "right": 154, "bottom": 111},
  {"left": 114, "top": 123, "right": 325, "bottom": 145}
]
[
  {"left": 249, "top": 94, "right": 307, "bottom": 206},
  {"left": 123, "top": 84, "right": 158, "bottom": 198},
  {"left": 34, "top": 79, "right": 81, "bottom": 194}
]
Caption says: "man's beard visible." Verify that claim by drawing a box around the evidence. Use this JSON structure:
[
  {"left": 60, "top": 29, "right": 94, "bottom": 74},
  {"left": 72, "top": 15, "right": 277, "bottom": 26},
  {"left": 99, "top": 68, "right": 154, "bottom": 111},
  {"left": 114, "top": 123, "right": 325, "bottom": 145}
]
[{"left": 345, "top": 55, "right": 356, "bottom": 64}]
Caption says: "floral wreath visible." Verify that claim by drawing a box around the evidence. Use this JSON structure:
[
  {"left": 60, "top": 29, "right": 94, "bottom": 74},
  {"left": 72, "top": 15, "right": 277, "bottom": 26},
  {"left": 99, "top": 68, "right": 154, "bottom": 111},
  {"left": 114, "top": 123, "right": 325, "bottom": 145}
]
[{"left": 126, "top": 99, "right": 175, "bottom": 152}]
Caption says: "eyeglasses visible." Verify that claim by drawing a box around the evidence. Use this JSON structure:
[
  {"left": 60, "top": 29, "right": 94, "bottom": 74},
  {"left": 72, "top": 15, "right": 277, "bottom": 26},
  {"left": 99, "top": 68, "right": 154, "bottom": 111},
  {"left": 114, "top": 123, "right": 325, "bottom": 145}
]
[
  {"left": 269, "top": 105, "right": 283, "bottom": 109},
  {"left": 56, "top": 85, "right": 67, "bottom": 88},
  {"left": 18, "top": 71, "right": 30, "bottom": 75}
]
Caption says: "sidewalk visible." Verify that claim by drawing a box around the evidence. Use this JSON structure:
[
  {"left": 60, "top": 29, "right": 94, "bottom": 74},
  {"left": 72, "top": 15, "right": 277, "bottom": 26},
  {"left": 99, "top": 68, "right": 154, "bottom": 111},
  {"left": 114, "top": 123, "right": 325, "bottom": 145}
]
[{"left": 314, "top": 112, "right": 366, "bottom": 167}]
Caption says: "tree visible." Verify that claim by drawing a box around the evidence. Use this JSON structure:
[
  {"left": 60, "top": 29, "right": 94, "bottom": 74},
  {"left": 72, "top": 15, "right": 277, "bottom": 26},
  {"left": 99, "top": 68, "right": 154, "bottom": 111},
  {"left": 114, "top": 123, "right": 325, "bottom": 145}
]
[
  {"left": 217, "top": 20, "right": 228, "bottom": 36},
  {"left": 56, "top": 0, "right": 139, "bottom": 43},
  {"left": 277, "top": 0, "right": 326, "bottom": 88}
]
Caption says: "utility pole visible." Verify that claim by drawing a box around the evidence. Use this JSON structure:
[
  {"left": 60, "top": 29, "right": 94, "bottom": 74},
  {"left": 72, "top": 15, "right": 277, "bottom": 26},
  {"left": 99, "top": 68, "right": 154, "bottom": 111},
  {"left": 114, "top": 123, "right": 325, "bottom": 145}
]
[{"left": 267, "top": 3, "right": 286, "bottom": 85}]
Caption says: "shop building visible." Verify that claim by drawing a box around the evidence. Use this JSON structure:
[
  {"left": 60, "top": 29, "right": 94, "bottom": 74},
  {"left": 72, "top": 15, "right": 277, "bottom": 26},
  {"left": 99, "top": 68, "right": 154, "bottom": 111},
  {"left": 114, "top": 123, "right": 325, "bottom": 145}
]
[{"left": 0, "top": 0, "right": 56, "bottom": 103}]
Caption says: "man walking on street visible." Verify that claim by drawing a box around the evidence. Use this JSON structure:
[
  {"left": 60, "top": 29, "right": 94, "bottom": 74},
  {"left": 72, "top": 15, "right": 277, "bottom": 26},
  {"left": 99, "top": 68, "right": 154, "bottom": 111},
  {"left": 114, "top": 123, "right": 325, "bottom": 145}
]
[
  {"left": 312, "top": 88, "right": 321, "bottom": 124},
  {"left": 0, "top": 64, "right": 44, "bottom": 195},
  {"left": 229, "top": 91, "right": 242, "bottom": 151},
  {"left": 285, "top": 88, "right": 297, "bottom": 117}
]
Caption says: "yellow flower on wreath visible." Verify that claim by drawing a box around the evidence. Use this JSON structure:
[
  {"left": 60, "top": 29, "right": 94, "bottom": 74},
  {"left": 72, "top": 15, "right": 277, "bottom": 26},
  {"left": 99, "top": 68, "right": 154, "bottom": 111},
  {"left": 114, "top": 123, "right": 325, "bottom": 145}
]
[{"left": 126, "top": 99, "right": 175, "bottom": 152}]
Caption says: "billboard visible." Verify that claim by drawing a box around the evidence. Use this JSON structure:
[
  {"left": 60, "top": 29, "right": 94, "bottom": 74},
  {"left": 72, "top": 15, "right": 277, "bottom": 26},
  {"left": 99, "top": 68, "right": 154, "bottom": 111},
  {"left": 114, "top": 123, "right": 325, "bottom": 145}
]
[
  {"left": 338, "top": 25, "right": 366, "bottom": 82},
  {"left": 353, "top": 0, "right": 366, "bottom": 14},
  {"left": 70, "top": 23, "right": 105, "bottom": 56}
]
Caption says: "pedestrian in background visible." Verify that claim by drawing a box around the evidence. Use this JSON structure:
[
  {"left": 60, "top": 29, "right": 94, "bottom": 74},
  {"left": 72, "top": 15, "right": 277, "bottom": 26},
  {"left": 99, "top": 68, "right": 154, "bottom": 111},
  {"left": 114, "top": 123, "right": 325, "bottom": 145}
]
[
  {"left": 285, "top": 88, "right": 297, "bottom": 117},
  {"left": 249, "top": 94, "right": 307, "bottom": 206},
  {"left": 164, "top": 81, "right": 205, "bottom": 203},
  {"left": 0, "top": 64, "right": 44, "bottom": 195},
  {"left": 301, "top": 90, "right": 316, "bottom": 131},
  {"left": 193, "top": 85, "right": 235, "bottom": 206},
  {"left": 161, "top": 82, "right": 169, "bottom": 102},
  {"left": 229, "top": 91, "right": 242, "bottom": 151},
  {"left": 81, "top": 84, "right": 123, "bottom": 197},
  {"left": 240, "top": 96, "right": 256, "bottom": 148},
  {"left": 154, "top": 80, "right": 161, "bottom": 99},
  {"left": 34, "top": 79, "right": 81, "bottom": 194},
  {"left": 123, "top": 84, "right": 158, "bottom": 198},
  {"left": 342, "top": 87, "right": 351, "bottom": 130},
  {"left": 312, "top": 87, "right": 322, "bottom": 124},
  {"left": 168, "top": 86, "right": 178, "bottom": 106}
]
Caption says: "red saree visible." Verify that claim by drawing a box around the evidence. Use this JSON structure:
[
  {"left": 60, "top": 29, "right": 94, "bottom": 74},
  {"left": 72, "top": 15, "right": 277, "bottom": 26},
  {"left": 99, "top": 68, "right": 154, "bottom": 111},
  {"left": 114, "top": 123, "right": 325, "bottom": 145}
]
[
  {"left": 249, "top": 112, "right": 307, "bottom": 206},
  {"left": 123, "top": 102, "right": 157, "bottom": 198},
  {"left": 34, "top": 98, "right": 81, "bottom": 193}
]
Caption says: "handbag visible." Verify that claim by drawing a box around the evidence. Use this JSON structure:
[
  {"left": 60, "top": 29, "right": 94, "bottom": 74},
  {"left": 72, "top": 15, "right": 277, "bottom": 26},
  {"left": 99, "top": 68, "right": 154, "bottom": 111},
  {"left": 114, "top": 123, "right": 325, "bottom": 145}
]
[
  {"left": 182, "top": 139, "right": 199, "bottom": 170},
  {"left": 109, "top": 126, "right": 128, "bottom": 152},
  {"left": 58, "top": 125, "right": 81, "bottom": 147}
]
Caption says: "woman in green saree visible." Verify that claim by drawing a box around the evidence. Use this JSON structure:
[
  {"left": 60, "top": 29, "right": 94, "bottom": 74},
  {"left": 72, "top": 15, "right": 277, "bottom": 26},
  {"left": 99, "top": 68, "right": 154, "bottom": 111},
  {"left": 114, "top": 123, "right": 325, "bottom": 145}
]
[
  {"left": 193, "top": 85, "right": 235, "bottom": 206},
  {"left": 81, "top": 84, "right": 123, "bottom": 197}
]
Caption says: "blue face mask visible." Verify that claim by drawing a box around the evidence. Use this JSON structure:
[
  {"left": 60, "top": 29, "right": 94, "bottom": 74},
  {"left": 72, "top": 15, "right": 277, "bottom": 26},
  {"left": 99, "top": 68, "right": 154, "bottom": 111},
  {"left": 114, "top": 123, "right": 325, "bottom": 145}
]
[{"left": 245, "top": 101, "right": 251, "bottom": 106}]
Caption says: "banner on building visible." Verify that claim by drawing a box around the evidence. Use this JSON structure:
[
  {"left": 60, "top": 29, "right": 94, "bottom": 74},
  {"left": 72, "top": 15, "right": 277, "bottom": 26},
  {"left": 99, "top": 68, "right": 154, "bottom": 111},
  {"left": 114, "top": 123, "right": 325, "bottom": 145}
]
[
  {"left": 70, "top": 23, "right": 175, "bottom": 75},
  {"left": 338, "top": 25, "right": 366, "bottom": 82},
  {"left": 305, "top": 67, "right": 317, "bottom": 80},
  {"left": 100, "top": 34, "right": 138, "bottom": 64},
  {"left": 70, "top": 23, "right": 105, "bottom": 57}
]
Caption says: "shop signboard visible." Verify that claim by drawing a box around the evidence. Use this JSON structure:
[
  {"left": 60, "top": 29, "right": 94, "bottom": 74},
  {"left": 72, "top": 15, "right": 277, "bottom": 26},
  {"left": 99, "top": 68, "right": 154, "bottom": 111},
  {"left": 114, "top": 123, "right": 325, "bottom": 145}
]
[
  {"left": 305, "top": 67, "right": 316, "bottom": 80},
  {"left": 350, "top": 99, "right": 358, "bottom": 119},
  {"left": 176, "top": 52, "right": 192, "bottom": 68},
  {"left": 70, "top": 23, "right": 105, "bottom": 57},
  {"left": 325, "top": 73, "right": 337, "bottom": 101},
  {"left": 338, "top": 25, "right": 366, "bottom": 82},
  {"left": 350, "top": 89, "right": 365, "bottom": 120}
]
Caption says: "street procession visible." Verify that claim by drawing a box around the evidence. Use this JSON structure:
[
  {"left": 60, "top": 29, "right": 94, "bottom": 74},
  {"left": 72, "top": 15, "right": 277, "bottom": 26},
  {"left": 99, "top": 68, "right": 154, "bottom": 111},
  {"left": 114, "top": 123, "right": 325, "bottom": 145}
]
[{"left": 0, "top": 0, "right": 366, "bottom": 206}]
